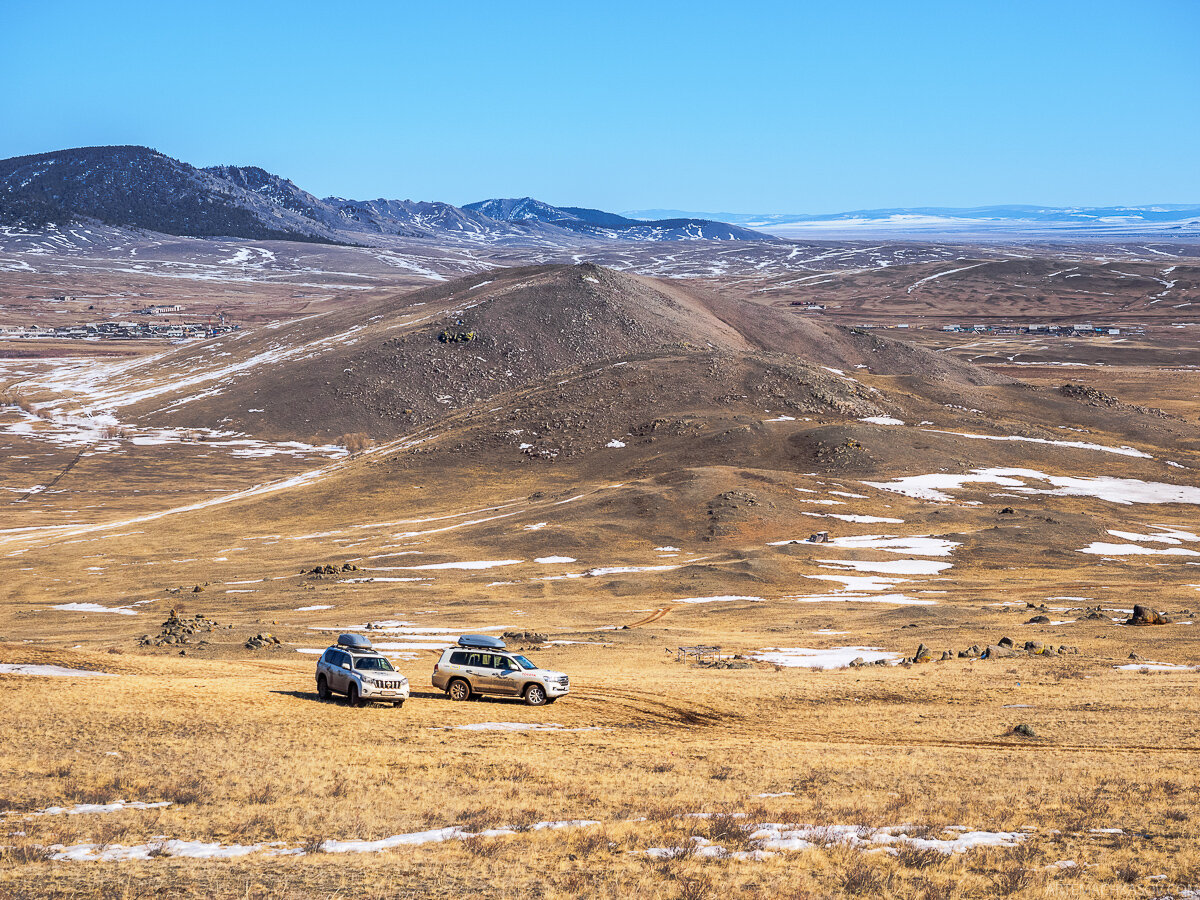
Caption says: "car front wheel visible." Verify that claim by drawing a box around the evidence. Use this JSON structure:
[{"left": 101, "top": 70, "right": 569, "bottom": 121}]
[
  {"left": 448, "top": 679, "right": 471, "bottom": 702},
  {"left": 524, "top": 684, "right": 548, "bottom": 706},
  {"left": 347, "top": 684, "right": 361, "bottom": 708}
]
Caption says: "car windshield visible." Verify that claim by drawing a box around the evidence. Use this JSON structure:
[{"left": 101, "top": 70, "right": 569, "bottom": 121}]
[
  {"left": 354, "top": 656, "right": 395, "bottom": 671},
  {"left": 511, "top": 655, "right": 537, "bottom": 670}
]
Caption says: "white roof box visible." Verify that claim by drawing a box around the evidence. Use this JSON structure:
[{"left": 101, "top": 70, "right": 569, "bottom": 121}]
[
  {"left": 337, "top": 633, "right": 373, "bottom": 651},
  {"left": 457, "top": 634, "right": 505, "bottom": 649}
]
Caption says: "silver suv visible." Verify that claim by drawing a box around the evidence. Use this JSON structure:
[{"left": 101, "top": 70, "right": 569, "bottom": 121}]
[
  {"left": 316, "top": 634, "right": 409, "bottom": 707},
  {"left": 432, "top": 635, "right": 569, "bottom": 706}
]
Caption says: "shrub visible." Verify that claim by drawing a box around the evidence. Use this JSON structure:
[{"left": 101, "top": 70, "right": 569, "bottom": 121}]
[{"left": 340, "top": 432, "right": 374, "bottom": 454}]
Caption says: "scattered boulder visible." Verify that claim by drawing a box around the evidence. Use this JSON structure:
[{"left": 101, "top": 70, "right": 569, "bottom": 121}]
[
  {"left": 1083, "top": 609, "right": 1109, "bottom": 621},
  {"left": 306, "top": 563, "right": 359, "bottom": 577},
  {"left": 1126, "top": 605, "right": 1169, "bottom": 626},
  {"left": 245, "top": 632, "right": 281, "bottom": 650},
  {"left": 1011, "top": 723, "right": 1037, "bottom": 738},
  {"left": 997, "top": 636, "right": 1015, "bottom": 648},
  {"left": 999, "top": 507, "right": 1016, "bottom": 515},
  {"left": 984, "top": 644, "right": 1014, "bottom": 659},
  {"left": 1026, "top": 615, "right": 1051, "bottom": 624}
]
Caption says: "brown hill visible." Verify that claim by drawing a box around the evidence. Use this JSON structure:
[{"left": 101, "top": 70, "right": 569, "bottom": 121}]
[{"left": 76, "top": 263, "right": 1009, "bottom": 442}]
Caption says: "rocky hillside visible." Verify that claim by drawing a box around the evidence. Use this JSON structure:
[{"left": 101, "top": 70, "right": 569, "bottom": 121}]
[
  {"left": 78, "top": 263, "right": 1007, "bottom": 441},
  {"left": 0, "top": 147, "right": 336, "bottom": 241}
]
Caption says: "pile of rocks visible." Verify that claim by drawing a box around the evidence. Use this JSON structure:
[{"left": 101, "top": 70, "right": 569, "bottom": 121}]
[
  {"left": 503, "top": 630, "right": 547, "bottom": 646},
  {"left": 245, "top": 632, "right": 281, "bottom": 650},
  {"left": 140, "top": 610, "right": 223, "bottom": 647},
  {"left": 305, "top": 563, "right": 359, "bottom": 577}
]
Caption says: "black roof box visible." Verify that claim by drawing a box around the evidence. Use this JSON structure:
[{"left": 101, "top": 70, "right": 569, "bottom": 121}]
[
  {"left": 457, "top": 634, "right": 505, "bottom": 649},
  {"left": 337, "top": 633, "right": 373, "bottom": 651}
]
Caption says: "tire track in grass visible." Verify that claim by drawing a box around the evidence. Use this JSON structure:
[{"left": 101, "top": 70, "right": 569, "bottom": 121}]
[{"left": 16, "top": 442, "right": 94, "bottom": 502}]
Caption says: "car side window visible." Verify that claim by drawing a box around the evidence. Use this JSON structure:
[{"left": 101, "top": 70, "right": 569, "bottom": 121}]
[
  {"left": 336, "top": 651, "right": 351, "bottom": 668},
  {"left": 497, "top": 656, "right": 514, "bottom": 670},
  {"left": 449, "top": 651, "right": 470, "bottom": 666},
  {"left": 321, "top": 649, "right": 333, "bottom": 664}
]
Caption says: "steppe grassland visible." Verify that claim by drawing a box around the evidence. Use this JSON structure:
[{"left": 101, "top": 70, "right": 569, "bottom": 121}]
[
  {"left": 3, "top": 282, "right": 1200, "bottom": 895},
  {"left": 3, "top": 649, "right": 1200, "bottom": 899}
]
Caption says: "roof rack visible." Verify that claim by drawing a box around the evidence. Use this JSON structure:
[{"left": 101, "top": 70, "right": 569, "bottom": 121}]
[
  {"left": 457, "top": 634, "right": 505, "bottom": 649},
  {"left": 337, "top": 633, "right": 374, "bottom": 651}
]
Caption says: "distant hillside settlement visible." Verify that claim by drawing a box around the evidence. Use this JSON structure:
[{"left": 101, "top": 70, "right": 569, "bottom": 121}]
[{"left": 1, "top": 319, "right": 238, "bottom": 341}]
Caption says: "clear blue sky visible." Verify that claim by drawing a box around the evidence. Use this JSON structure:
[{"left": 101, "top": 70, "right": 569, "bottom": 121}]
[{"left": 3, "top": 0, "right": 1198, "bottom": 213}]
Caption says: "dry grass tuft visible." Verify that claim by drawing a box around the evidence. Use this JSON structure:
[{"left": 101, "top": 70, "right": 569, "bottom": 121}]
[{"left": 340, "top": 432, "right": 374, "bottom": 454}]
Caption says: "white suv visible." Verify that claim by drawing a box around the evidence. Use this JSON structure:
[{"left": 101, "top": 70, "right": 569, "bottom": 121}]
[
  {"left": 432, "top": 635, "right": 569, "bottom": 706},
  {"left": 316, "top": 634, "right": 410, "bottom": 707}
]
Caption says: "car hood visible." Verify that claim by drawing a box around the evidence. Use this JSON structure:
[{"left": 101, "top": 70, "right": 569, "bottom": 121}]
[{"left": 529, "top": 668, "right": 567, "bottom": 679}]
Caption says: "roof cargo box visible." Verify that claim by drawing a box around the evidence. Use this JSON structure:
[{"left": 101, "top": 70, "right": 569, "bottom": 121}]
[
  {"left": 337, "top": 633, "right": 373, "bottom": 651},
  {"left": 457, "top": 634, "right": 505, "bottom": 649}
]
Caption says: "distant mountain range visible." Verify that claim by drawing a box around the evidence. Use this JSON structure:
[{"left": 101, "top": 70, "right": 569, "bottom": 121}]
[
  {"left": 623, "top": 205, "right": 1200, "bottom": 238},
  {"left": 0, "top": 146, "right": 772, "bottom": 246}
]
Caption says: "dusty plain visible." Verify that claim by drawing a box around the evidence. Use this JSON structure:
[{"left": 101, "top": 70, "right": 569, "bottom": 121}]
[{"left": 1, "top": 231, "right": 1199, "bottom": 899}]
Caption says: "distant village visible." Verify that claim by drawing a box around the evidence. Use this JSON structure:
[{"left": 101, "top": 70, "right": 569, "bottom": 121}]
[
  {"left": 938, "top": 323, "right": 1138, "bottom": 336},
  {"left": 1, "top": 302, "right": 238, "bottom": 341}
]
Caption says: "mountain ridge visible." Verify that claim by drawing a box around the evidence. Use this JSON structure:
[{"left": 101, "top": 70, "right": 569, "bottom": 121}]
[{"left": 0, "top": 146, "right": 775, "bottom": 246}]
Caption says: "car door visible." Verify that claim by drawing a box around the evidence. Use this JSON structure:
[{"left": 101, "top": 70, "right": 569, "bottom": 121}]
[
  {"left": 458, "top": 651, "right": 493, "bottom": 693},
  {"left": 465, "top": 652, "right": 504, "bottom": 695},
  {"left": 329, "top": 650, "right": 352, "bottom": 693},
  {"left": 490, "top": 655, "right": 524, "bottom": 695}
]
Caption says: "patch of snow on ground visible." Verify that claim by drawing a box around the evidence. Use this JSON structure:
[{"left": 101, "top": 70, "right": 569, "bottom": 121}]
[
  {"left": 447, "top": 722, "right": 601, "bottom": 732},
  {"left": 928, "top": 430, "right": 1152, "bottom": 458},
  {"left": 397, "top": 559, "right": 523, "bottom": 570},
  {"left": 534, "top": 556, "right": 576, "bottom": 564},
  {"left": 817, "top": 558, "right": 953, "bottom": 575},
  {"left": 30, "top": 800, "right": 171, "bottom": 817},
  {"left": 804, "top": 513, "right": 906, "bottom": 524},
  {"left": 1079, "top": 543, "right": 1200, "bottom": 557},
  {"left": 0, "top": 664, "right": 116, "bottom": 677},
  {"left": 673, "top": 595, "right": 766, "bottom": 604},
  {"left": 751, "top": 646, "right": 899, "bottom": 668},
  {"left": 860, "top": 416, "right": 905, "bottom": 425},
  {"left": 50, "top": 602, "right": 139, "bottom": 615},
  {"left": 865, "top": 468, "right": 1200, "bottom": 505}
]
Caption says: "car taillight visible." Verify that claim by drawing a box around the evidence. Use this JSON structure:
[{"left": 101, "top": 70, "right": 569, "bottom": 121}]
[{"left": 433, "top": 663, "right": 439, "bottom": 673}]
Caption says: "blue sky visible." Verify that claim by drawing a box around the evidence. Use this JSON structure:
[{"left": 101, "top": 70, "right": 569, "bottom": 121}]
[{"left": 3, "top": 0, "right": 1198, "bottom": 213}]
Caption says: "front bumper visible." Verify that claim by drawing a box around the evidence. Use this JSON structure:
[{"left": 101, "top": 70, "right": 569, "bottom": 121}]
[{"left": 359, "top": 680, "right": 410, "bottom": 701}]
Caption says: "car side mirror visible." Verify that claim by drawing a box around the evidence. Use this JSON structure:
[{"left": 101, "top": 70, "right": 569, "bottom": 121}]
[{"left": 341, "top": 662, "right": 351, "bottom": 670}]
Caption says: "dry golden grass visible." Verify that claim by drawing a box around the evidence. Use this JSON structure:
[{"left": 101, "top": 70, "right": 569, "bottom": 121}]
[{"left": 2, "top": 318, "right": 1199, "bottom": 897}]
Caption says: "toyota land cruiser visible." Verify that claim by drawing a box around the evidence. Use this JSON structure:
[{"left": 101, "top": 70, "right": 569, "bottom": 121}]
[
  {"left": 316, "top": 633, "right": 410, "bottom": 707},
  {"left": 432, "top": 634, "right": 569, "bottom": 706}
]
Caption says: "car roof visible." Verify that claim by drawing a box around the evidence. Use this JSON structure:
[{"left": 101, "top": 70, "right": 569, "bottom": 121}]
[{"left": 326, "top": 644, "right": 384, "bottom": 655}]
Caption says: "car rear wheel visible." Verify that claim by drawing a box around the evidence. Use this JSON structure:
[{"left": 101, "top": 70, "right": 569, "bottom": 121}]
[
  {"left": 317, "top": 675, "right": 330, "bottom": 701},
  {"left": 524, "top": 684, "right": 548, "bottom": 706},
  {"left": 393, "top": 701, "right": 404, "bottom": 708},
  {"left": 347, "top": 684, "right": 361, "bottom": 708},
  {"left": 448, "top": 679, "right": 471, "bottom": 701}
]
